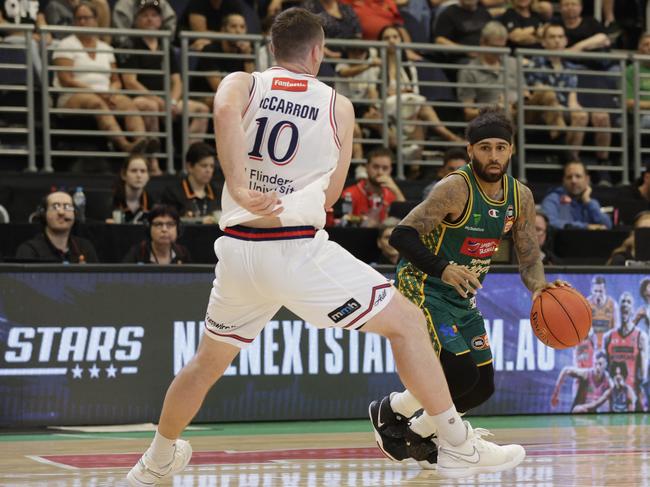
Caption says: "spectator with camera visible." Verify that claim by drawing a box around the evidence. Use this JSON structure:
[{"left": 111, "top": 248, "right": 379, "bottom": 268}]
[
  {"left": 15, "top": 191, "right": 98, "bottom": 263},
  {"left": 122, "top": 204, "right": 191, "bottom": 264}
]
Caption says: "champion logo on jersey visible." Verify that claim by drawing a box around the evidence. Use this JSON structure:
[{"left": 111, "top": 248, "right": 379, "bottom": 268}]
[
  {"left": 488, "top": 208, "right": 499, "bottom": 218},
  {"left": 272, "top": 78, "right": 308, "bottom": 92}
]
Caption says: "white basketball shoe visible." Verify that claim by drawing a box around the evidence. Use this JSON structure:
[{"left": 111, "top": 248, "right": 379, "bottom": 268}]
[
  {"left": 437, "top": 422, "right": 525, "bottom": 479},
  {"left": 126, "top": 439, "right": 192, "bottom": 486}
]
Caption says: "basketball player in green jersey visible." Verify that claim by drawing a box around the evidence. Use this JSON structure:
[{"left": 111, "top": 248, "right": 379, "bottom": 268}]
[{"left": 369, "top": 107, "right": 568, "bottom": 467}]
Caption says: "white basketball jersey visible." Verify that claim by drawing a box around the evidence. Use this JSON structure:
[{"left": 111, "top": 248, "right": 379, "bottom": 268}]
[{"left": 219, "top": 67, "right": 342, "bottom": 229}]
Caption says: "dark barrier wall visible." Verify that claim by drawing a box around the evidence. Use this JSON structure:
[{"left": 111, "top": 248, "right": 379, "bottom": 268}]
[{"left": 1, "top": 265, "right": 648, "bottom": 427}]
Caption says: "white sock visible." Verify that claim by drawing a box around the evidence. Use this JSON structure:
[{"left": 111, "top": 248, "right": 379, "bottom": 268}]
[
  {"left": 389, "top": 390, "right": 422, "bottom": 418},
  {"left": 431, "top": 406, "right": 467, "bottom": 446},
  {"left": 147, "top": 430, "right": 176, "bottom": 467},
  {"left": 410, "top": 406, "right": 467, "bottom": 446}
]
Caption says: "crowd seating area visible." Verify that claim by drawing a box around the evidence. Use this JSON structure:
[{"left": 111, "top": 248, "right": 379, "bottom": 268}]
[{"left": 1, "top": 0, "right": 650, "bottom": 267}]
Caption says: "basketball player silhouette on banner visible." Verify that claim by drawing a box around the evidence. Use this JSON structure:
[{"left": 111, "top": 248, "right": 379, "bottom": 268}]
[{"left": 368, "top": 107, "right": 574, "bottom": 469}]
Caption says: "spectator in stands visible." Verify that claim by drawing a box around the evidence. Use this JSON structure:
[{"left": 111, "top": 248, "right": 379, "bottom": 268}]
[
  {"left": 52, "top": 2, "right": 147, "bottom": 153},
  {"left": 121, "top": 0, "right": 209, "bottom": 140},
  {"left": 46, "top": 0, "right": 111, "bottom": 39},
  {"left": 340, "top": 0, "right": 403, "bottom": 41},
  {"left": 304, "top": 0, "right": 362, "bottom": 59},
  {"left": 535, "top": 210, "right": 559, "bottom": 264},
  {"left": 421, "top": 147, "right": 469, "bottom": 199},
  {"left": 498, "top": 0, "right": 545, "bottom": 49},
  {"left": 559, "top": 0, "right": 614, "bottom": 172},
  {"left": 0, "top": 0, "right": 49, "bottom": 77},
  {"left": 16, "top": 191, "right": 99, "bottom": 263},
  {"left": 607, "top": 211, "right": 650, "bottom": 265},
  {"left": 525, "top": 23, "right": 589, "bottom": 161},
  {"left": 193, "top": 13, "right": 254, "bottom": 106},
  {"left": 107, "top": 152, "right": 151, "bottom": 223},
  {"left": 341, "top": 147, "right": 405, "bottom": 227},
  {"left": 373, "top": 216, "right": 400, "bottom": 265},
  {"left": 122, "top": 204, "right": 191, "bottom": 264},
  {"left": 177, "top": 0, "right": 246, "bottom": 51},
  {"left": 457, "top": 22, "right": 519, "bottom": 121},
  {"left": 113, "top": 0, "right": 175, "bottom": 35},
  {"left": 380, "top": 25, "right": 462, "bottom": 150},
  {"left": 432, "top": 0, "right": 492, "bottom": 56},
  {"left": 335, "top": 45, "right": 382, "bottom": 160},
  {"left": 626, "top": 33, "right": 650, "bottom": 129},
  {"left": 161, "top": 142, "right": 221, "bottom": 223},
  {"left": 541, "top": 161, "right": 612, "bottom": 229},
  {"left": 619, "top": 162, "right": 650, "bottom": 207}
]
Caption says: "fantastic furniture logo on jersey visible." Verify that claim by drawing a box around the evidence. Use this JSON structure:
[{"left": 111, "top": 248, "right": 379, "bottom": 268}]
[{"left": 271, "top": 78, "right": 308, "bottom": 92}]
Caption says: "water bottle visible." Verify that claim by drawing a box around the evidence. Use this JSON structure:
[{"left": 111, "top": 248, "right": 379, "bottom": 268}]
[
  {"left": 341, "top": 193, "right": 353, "bottom": 227},
  {"left": 73, "top": 186, "right": 86, "bottom": 223}
]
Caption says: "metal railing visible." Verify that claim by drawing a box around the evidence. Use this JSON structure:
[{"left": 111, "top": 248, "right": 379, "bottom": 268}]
[
  {"left": 630, "top": 53, "right": 650, "bottom": 180},
  {"left": 39, "top": 26, "right": 174, "bottom": 173},
  {"left": 0, "top": 25, "right": 36, "bottom": 171},
  {"left": 1, "top": 27, "right": 649, "bottom": 184},
  {"left": 515, "top": 48, "right": 629, "bottom": 183}
]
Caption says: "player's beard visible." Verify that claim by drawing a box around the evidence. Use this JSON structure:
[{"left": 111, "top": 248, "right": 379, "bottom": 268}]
[{"left": 473, "top": 158, "right": 510, "bottom": 183}]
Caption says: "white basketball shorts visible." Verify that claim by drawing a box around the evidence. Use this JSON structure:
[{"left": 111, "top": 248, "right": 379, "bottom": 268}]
[{"left": 204, "top": 225, "right": 395, "bottom": 348}]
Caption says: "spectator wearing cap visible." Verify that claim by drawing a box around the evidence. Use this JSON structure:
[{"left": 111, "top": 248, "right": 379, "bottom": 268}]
[
  {"left": 121, "top": 0, "right": 209, "bottom": 141},
  {"left": 15, "top": 191, "right": 99, "bottom": 263},
  {"left": 541, "top": 161, "right": 612, "bottom": 230},
  {"left": 113, "top": 0, "right": 176, "bottom": 35},
  {"left": 122, "top": 205, "right": 191, "bottom": 264},
  {"left": 161, "top": 142, "right": 221, "bottom": 223}
]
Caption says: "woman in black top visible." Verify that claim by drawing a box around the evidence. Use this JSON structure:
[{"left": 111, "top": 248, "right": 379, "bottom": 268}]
[
  {"left": 122, "top": 205, "right": 191, "bottom": 264},
  {"left": 109, "top": 153, "right": 151, "bottom": 224}
]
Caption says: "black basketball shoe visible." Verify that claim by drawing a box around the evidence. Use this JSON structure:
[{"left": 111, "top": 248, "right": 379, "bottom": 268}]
[
  {"left": 368, "top": 395, "right": 410, "bottom": 461},
  {"left": 405, "top": 424, "right": 439, "bottom": 469}
]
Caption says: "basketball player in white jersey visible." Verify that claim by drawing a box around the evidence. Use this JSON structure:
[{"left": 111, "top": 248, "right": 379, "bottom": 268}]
[{"left": 127, "top": 9, "right": 525, "bottom": 485}]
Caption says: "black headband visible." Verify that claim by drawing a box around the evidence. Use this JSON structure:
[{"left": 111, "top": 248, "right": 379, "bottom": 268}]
[{"left": 467, "top": 125, "right": 512, "bottom": 145}]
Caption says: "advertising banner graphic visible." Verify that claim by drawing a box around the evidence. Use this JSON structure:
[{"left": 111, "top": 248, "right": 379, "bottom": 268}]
[{"left": 0, "top": 268, "right": 648, "bottom": 426}]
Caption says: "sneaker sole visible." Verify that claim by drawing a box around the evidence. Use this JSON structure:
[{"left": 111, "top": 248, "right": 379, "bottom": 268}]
[
  {"left": 368, "top": 401, "right": 404, "bottom": 463},
  {"left": 437, "top": 448, "right": 526, "bottom": 479}
]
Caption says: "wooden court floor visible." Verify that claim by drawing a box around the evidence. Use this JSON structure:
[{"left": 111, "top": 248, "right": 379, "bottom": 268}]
[{"left": 1, "top": 414, "right": 649, "bottom": 486}]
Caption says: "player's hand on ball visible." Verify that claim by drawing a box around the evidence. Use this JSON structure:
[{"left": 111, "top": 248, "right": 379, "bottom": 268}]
[
  {"left": 234, "top": 188, "right": 283, "bottom": 217},
  {"left": 441, "top": 264, "right": 482, "bottom": 298},
  {"left": 532, "top": 279, "right": 571, "bottom": 301}
]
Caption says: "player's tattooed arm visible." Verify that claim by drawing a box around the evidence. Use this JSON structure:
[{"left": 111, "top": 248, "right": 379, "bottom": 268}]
[
  {"left": 512, "top": 184, "right": 547, "bottom": 295},
  {"left": 401, "top": 174, "right": 469, "bottom": 234}
]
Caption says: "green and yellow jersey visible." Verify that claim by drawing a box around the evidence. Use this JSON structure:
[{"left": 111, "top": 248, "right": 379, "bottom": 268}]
[{"left": 398, "top": 164, "right": 521, "bottom": 312}]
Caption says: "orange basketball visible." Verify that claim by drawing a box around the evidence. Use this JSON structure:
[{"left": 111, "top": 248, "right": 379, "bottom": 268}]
[{"left": 530, "top": 287, "right": 592, "bottom": 349}]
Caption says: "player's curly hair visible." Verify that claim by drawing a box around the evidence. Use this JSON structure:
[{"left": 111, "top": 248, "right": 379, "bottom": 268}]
[{"left": 465, "top": 106, "right": 514, "bottom": 143}]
